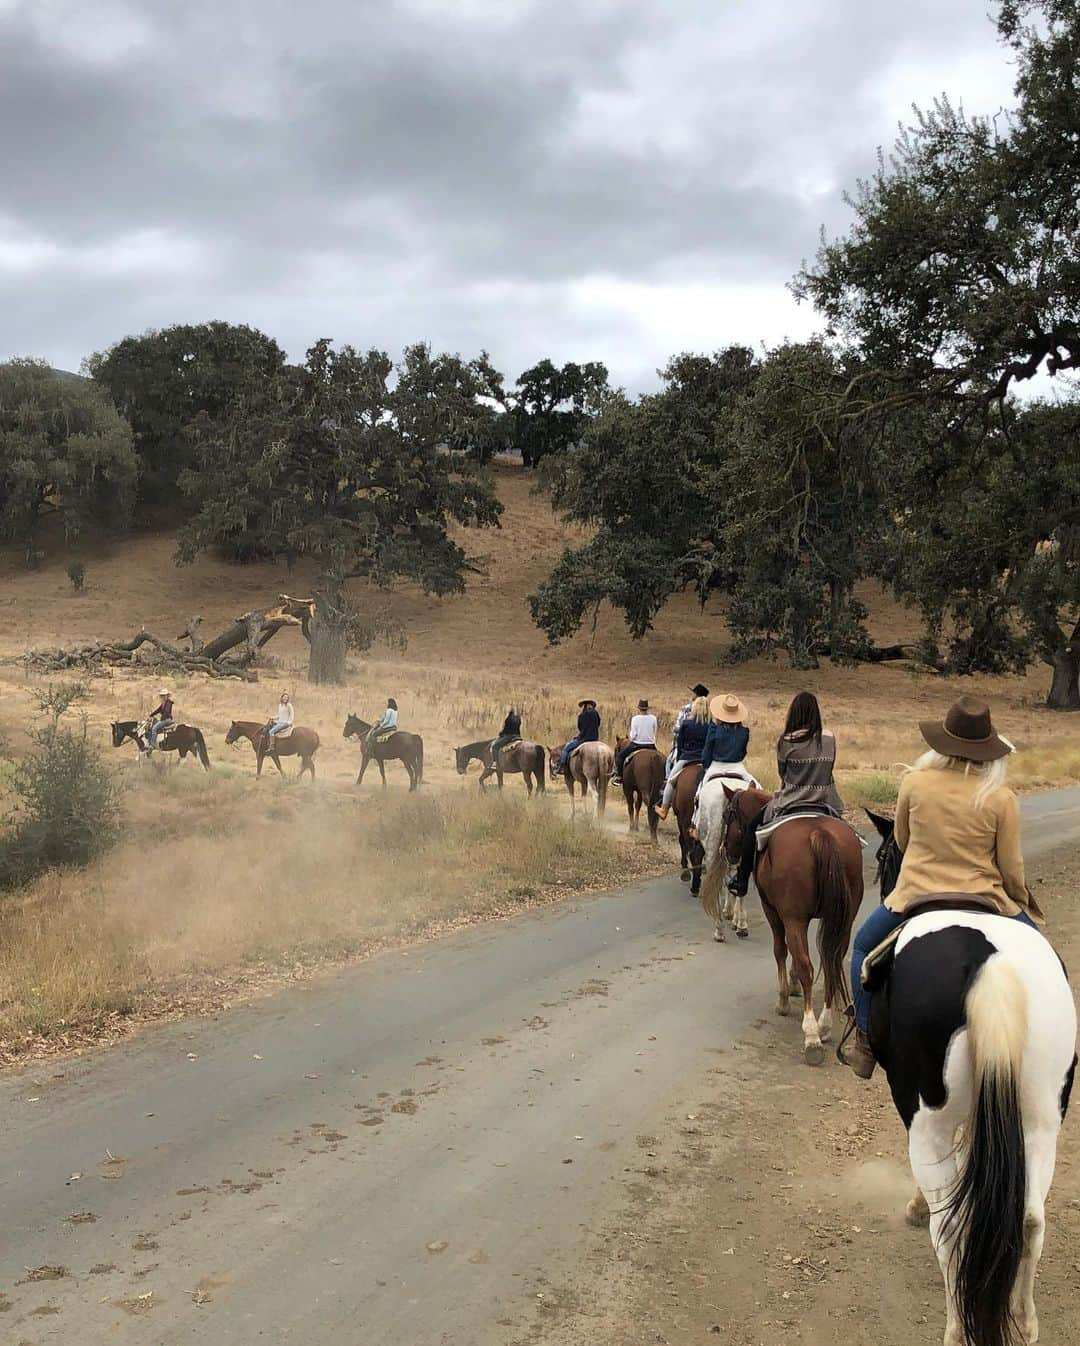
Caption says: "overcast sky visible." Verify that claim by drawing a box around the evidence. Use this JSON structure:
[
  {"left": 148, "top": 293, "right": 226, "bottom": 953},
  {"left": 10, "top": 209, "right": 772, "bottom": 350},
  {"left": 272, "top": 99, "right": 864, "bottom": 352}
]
[{"left": 1, "top": 0, "right": 1018, "bottom": 392}]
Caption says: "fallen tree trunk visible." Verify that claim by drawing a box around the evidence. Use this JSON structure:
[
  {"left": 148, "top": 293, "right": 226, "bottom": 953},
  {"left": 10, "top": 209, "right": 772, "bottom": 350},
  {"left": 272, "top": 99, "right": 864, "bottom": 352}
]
[
  {"left": 20, "top": 629, "right": 258, "bottom": 681},
  {"left": 813, "top": 641, "right": 944, "bottom": 670}
]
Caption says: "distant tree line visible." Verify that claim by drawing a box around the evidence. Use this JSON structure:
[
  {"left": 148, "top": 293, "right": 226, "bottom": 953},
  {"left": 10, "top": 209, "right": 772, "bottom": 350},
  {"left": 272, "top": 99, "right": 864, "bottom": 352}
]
[{"left": 2, "top": 0, "right": 1077, "bottom": 700}]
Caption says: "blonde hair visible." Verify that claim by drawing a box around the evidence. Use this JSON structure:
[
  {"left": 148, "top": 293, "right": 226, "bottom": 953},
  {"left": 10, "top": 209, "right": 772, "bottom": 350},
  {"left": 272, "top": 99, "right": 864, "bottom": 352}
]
[
  {"left": 906, "top": 746, "right": 1012, "bottom": 809},
  {"left": 690, "top": 696, "right": 712, "bottom": 723}
]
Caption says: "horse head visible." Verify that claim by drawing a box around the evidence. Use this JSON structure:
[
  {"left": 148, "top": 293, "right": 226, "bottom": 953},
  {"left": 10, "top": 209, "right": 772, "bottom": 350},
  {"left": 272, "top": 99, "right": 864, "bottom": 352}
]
[
  {"left": 224, "top": 721, "right": 241, "bottom": 745},
  {"left": 547, "top": 745, "right": 564, "bottom": 780},
  {"left": 864, "top": 806, "right": 901, "bottom": 898},
  {"left": 721, "top": 784, "right": 767, "bottom": 864},
  {"left": 454, "top": 745, "right": 471, "bottom": 775},
  {"left": 343, "top": 713, "right": 367, "bottom": 740},
  {"left": 614, "top": 735, "right": 629, "bottom": 751},
  {"left": 110, "top": 721, "right": 129, "bottom": 748}
]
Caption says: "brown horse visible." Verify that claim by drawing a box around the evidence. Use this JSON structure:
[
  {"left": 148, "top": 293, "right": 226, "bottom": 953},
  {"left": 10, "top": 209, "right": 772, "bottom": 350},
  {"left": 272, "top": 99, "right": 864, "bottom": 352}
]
[
  {"left": 723, "top": 786, "right": 863, "bottom": 1064},
  {"left": 454, "top": 738, "right": 547, "bottom": 795},
  {"left": 344, "top": 714, "right": 424, "bottom": 791},
  {"left": 225, "top": 720, "right": 320, "bottom": 780},
  {"left": 615, "top": 738, "right": 665, "bottom": 841},
  {"left": 547, "top": 741, "right": 614, "bottom": 816},
  {"left": 672, "top": 763, "right": 705, "bottom": 894},
  {"left": 112, "top": 720, "right": 210, "bottom": 770}
]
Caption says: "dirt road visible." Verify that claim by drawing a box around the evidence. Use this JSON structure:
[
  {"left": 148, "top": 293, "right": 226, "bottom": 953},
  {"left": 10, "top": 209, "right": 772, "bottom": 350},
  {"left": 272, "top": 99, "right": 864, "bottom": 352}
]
[{"left": 4, "top": 790, "right": 1080, "bottom": 1344}]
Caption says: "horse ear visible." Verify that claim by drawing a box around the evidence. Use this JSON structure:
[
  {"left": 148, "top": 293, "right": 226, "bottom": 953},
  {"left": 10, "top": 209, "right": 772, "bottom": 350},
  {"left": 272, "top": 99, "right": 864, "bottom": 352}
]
[{"left": 864, "top": 806, "right": 895, "bottom": 838}]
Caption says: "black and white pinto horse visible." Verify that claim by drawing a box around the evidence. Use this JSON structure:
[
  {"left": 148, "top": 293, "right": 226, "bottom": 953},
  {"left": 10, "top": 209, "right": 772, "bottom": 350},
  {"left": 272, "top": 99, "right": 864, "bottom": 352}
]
[{"left": 865, "top": 810, "right": 1076, "bottom": 1346}]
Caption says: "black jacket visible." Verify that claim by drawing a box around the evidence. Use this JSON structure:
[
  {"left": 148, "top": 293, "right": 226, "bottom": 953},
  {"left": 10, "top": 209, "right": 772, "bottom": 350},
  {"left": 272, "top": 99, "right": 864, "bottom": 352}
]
[
  {"left": 675, "top": 716, "right": 709, "bottom": 762},
  {"left": 500, "top": 712, "right": 521, "bottom": 737},
  {"left": 577, "top": 708, "right": 601, "bottom": 741}
]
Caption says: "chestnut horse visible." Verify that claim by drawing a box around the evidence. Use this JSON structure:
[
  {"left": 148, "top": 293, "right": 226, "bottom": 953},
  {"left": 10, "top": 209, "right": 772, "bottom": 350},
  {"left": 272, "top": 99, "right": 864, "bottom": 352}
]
[
  {"left": 615, "top": 738, "right": 665, "bottom": 841},
  {"left": 723, "top": 786, "right": 863, "bottom": 1064},
  {"left": 547, "top": 741, "right": 614, "bottom": 816},
  {"left": 343, "top": 714, "right": 424, "bottom": 791},
  {"left": 672, "top": 762, "right": 705, "bottom": 894},
  {"left": 225, "top": 720, "right": 320, "bottom": 780},
  {"left": 112, "top": 720, "right": 210, "bottom": 770}
]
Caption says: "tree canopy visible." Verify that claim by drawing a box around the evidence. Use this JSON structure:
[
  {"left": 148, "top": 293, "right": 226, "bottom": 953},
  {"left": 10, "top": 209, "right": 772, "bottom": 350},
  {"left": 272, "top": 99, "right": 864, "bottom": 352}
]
[
  {"left": 505, "top": 358, "right": 611, "bottom": 467},
  {"left": 87, "top": 321, "right": 287, "bottom": 506},
  {"left": 179, "top": 340, "right": 502, "bottom": 682},
  {"left": 0, "top": 360, "right": 138, "bottom": 558}
]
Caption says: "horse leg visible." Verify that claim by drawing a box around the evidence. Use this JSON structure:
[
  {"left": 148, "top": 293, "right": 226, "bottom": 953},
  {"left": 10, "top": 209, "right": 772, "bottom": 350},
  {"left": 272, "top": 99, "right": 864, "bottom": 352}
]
[
  {"left": 1012, "top": 1128, "right": 1058, "bottom": 1343},
  {"left": 759, "top": 900, "right": 788, "bottom": 1015},
  {"left": 256, "top": 749, "right": 264, "bottom": 779},
  {"left": 356, "top": 755, "right": 369, "bottom": 786},
  {"left": 378, "top": 758, "right": 387, "bottom": 789},
  {"left": 908, "top": 1104, "right": 965, "bottom": 1346},
  {"left": 788, "top": 961, "right": 802, "bottom": 998},
  {"left": 785, "top": 922, "right": 823, "bottom": 1065},
  {"left": 272, "top": 752, "right": 285, "bottom": 778}
]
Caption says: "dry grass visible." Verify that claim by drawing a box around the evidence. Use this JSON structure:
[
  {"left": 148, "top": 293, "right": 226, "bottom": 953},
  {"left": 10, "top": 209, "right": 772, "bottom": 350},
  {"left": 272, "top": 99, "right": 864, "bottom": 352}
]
[
  {"left": 0, "top": 769, "right": 665, "bottom": 1057},
  {"left": 2, "top": 458, "right": 1080, "bottom": 1055}
]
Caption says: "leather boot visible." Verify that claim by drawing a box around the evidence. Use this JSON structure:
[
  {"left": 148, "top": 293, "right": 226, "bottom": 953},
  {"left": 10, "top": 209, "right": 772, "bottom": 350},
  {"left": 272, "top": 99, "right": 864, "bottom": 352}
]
[{"left": 842, "top": 1029, "right": 877, "bottom": 1080}]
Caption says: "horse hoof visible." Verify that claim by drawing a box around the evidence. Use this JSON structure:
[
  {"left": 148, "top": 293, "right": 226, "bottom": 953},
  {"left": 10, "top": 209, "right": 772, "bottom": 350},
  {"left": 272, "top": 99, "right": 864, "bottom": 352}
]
[
  {"left": 804, "top": 1040, "right": 825, "bottom": 1067},
  {"left": 679, "top": 869, "right": 690, "bottom": 883},
  {"left": 735, "top": 928, "right": 749, "bottom": 939},
  {"left": 905, "top": 1193, "right": 930, "bottom": 1228},
  {"left": 775, "top": 1002, "right": 790, "bottom": 1017},
  {"left": 713, "top": 928, "right": 725, "bottom": 943}
]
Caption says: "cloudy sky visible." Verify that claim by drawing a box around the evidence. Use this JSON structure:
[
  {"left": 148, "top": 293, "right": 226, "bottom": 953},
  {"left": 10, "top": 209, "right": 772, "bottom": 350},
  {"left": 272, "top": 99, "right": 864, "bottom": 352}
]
[{"left": 1, "top": 0, "right": 1017, "bottom": 392}]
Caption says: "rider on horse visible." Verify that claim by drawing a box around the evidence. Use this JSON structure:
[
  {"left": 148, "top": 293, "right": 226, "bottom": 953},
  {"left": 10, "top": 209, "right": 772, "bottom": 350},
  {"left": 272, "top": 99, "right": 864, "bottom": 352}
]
[
  {"left": 559, "top": 699, "right": 600, "bottom": 773},
  {"left": 366, "top": 698, "right": 398, "bottom": 750},
  {"left": 264, "top": 692, "right": 294, "bottom": 748},
  {"left": 145, "top": 687, "right": 175, "bottom": 750},
  {"left": 490, "top": 707, "right": 522, "bottom": 766},
  {"left": 612, "top": 698, "right": 657, "bottom": 783},
  {"left": 842, "top": 696, "right": 1044, "bottom": 1079},
  {"left": 656, "top": 695, "right": 711, "bottom": 820},
  {"left": 726, "top": 692, "right": 842, "bottom": 897}
]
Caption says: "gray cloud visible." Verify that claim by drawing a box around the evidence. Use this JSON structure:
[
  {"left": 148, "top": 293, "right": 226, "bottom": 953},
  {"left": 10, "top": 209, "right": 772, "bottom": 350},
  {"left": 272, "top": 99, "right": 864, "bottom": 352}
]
[{"left": 0, "top": 0, "right": 1015, "bottom": 388}]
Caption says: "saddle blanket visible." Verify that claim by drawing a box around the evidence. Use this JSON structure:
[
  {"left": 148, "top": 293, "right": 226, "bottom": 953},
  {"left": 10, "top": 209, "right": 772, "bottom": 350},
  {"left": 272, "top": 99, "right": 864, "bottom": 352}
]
[
  {"left": 622, "top": 744, "right": 658, "bottom": 765},
  {"left": 270, "top": 725, "right": 293, "bottom": 740},
  {"left": 495, "top": 737, "right": 522, "bottom": 754},
  {"left": 700, "top": 764, "right": 759, "bottom": 791},
  {"left": 756, "top": 811, "right": 866, "bottom": 851},
  {"left": 372, "top": 727, "right": 398, "bottom": 743}
]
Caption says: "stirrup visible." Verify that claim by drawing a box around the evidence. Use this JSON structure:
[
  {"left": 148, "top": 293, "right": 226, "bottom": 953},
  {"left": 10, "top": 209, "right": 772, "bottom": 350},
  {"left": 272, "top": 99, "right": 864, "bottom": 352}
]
[{"left": 836, "top": 1004, "right": 860, "bottom": 1067}]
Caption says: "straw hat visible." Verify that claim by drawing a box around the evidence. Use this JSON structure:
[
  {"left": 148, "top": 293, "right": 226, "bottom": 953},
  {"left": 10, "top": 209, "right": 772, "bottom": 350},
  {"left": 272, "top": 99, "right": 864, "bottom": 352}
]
[
  {"left": 578, "top": 698, "right": 597, "bottom": 708},
  {"left": 158, "top": 687, "right": 171, "bottom": 696},
  {"left": 919, "top": 696, "right": 1011, "bottom": 763},
  {"left": 710, "top": 692, "right": 748, "bottom": 724}
]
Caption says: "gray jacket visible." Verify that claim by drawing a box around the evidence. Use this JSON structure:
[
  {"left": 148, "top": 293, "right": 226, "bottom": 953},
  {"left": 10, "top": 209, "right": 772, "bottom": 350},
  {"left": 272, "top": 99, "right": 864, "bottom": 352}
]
[{"left": 762, "top": 731, "right": 843, "bottom": 823}]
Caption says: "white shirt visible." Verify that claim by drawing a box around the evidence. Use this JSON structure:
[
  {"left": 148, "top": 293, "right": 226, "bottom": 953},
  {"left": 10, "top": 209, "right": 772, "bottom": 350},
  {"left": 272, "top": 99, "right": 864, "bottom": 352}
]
[
  {"left": 629, "top": 713, "right": 657, "bottom": 745},
  {"left": 275, "top": 702, "right": 294, "bottom": 726}
]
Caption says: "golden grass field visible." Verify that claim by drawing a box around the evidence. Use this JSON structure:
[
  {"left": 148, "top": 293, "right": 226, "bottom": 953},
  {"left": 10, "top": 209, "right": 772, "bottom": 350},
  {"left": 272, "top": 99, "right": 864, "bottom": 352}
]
[{"left": 1, "top": 458, "right": 1079, "bottom": 1056}]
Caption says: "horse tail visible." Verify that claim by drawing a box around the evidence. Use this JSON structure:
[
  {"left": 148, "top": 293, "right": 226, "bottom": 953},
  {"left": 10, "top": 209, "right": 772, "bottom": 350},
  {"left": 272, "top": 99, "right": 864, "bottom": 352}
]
[
  {"left": 699, "top": 808, "right": 726, "bottom": 923},
  {"left": 415, "top": 736, "right": 424, "bottom": 785},
  {"left": 945, "top": 957, "right": 1027, "bottom": 1346},
  {"left": 534, "top": 744, "right": 546, "bottom": 792},
  {"left": 810, "top": 828, "right": 852, "bottom": 1007},
  {"left": 193, "top": 728, "right": 211, "bottom": 771}
]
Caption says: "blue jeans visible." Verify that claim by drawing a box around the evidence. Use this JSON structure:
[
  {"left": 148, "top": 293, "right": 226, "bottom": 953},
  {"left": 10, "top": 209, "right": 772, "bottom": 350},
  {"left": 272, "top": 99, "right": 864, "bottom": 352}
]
[
  {"left": 559, "top": 736, "right": 583, "bottom": 770},
  {"left": 267, "top": 722, "right": 288, "bottom": 737},
  {"left": 851, "top": 902, "right": 1037, "bottom": 1031},
  {"left": 148, "top": 719, "right": 171, "bottom": 748}
]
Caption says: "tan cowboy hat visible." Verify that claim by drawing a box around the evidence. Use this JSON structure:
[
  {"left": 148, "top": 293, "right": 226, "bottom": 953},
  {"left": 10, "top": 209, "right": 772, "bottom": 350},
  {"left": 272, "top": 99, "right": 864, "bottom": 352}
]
[
  {"left": 578, "top": 698, "right": 596, "bottom": 708},
  {"left": 158, "top": 687, "right": 171, "bottom": 696},
  {"left": 711, "top": 692, "right": 749, "bottom": 724},
  {"left": 919, "top": 696, "right": 1012, "bottom": 762}
]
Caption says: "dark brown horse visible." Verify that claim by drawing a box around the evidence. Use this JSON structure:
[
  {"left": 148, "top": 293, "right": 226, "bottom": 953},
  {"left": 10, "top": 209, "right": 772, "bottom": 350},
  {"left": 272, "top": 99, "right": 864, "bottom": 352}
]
[
  {"left": 615, "top": 737, "right": 665, "bottom": 841},
  {"left": 225, "top": 720, "right": 320, "bottom": 780},
  {"left": 111, "top": 720, "right": 210, "bottom": 770},
  {"left": 344, "top": 714, "right": 424, "bottom": 791},
  {"left": 672, "top": 762, "right": 705, "bottom": 893},
  {"left": 722, "top": 786, "right": 863, "bottom": 1064},
  {"left": 454, "top": 739, "right": 546, "bottom": 795}
]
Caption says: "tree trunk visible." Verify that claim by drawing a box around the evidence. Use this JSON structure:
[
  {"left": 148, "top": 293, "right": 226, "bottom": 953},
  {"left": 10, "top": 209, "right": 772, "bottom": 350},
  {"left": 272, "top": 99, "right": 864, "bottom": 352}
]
[
  {"left": 1043, "top": 618, "right": 1080, "bottom": 710},
  {"left": 308, "top": 571, "right": 348, "bottom": 684}
]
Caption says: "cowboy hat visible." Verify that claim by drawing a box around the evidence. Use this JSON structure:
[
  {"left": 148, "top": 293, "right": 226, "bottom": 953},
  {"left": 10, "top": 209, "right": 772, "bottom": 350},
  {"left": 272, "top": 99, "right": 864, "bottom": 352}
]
[
  {"left": 578, "top": 698, "right": 597, "bottom": 708},
  {"left": 158, "top": 687, "right": 171, "bottom": 696},
  {"left": 690, "top": 684, "right": 710, "bottom": 698},
  {"left": 637, "top": 698, "right": 650, "bottom": 711},
  {"left": 919, "top": 696, "right": 1012, "bottom": 763},
  {"left": 711, "top": 692, "right": 748, "bottom": 724}
]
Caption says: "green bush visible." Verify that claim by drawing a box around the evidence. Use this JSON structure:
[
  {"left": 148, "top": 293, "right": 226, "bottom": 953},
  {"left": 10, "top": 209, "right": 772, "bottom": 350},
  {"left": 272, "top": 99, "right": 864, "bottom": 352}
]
[
  {"left": 0, "top": 684, "right": 120, "bottom": 888},
  {"left": 848, "top": 771, "right": 899, "bottom": 807},
  {"left": 66, "top": 560, "right": 86, "bottom": 591}
]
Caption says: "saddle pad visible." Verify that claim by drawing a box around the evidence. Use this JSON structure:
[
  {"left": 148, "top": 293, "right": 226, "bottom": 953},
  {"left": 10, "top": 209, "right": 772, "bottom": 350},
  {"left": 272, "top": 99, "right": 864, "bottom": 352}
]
[
  {"left": 273, "top": 725, "right": 293, "bottom": 739},
  {"left": 623, "top": 744, "right": 657, "bottom": 764},
  {"left": 497, "top": 738, "right": 522, "bottom": 753},
  {"left": 756, "top": 811, "right": 867, "bottom": 851}
]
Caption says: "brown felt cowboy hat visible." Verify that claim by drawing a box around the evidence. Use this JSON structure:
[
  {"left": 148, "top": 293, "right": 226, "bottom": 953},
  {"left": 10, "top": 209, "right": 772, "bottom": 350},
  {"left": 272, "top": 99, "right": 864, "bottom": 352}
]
[
  {"left": 637, "top": 698, "right": 650, "bottom": 711},
  {"left": 710, "top": 692, "right": 749, "bottom": 724},
  {"left": 919, "top": 696, "right": 1012, "bottom": 762}
]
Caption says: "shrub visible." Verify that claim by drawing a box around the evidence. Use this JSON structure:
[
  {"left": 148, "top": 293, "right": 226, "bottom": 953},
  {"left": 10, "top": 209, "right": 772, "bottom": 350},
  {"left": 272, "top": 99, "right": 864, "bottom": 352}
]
[
  {"left": 66, "top": 560, "right": 86, "bottom": 591},
  {"left": 0, "top": 683, "right": 120, "bottom": 888}
]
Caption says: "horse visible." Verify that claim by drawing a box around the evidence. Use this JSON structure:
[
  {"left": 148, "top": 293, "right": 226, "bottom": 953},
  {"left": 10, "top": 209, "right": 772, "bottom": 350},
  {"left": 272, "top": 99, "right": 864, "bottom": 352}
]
[
  {"left": 454, "top": 738, "right": 546, "bottom": 795},
  {"left": 615, "top": 738, "right": 664, "bottom": 841},
  {"left": 111, "top": 720, "right": 210, "bottom": 771},
  {"left": 671, "top": 762, "right": 705, "bottom": 895},
  {"left": 547, "top": 741, "right": 614, "bottom": 816},
  {"left": 866, "top": 904, "right": 1075, "bottom": 1346},
  {"left": 696, "top": 773, "right": 754, "bottom": 941},
  {"left": 344, "top": 714, "right": 424, "bottom": 791},
  {"left": 225, "top": 720, "right": 320, "bottom": 780},
  {"left": 723, "top": 786, "right": 863, "bottom": 1064}
]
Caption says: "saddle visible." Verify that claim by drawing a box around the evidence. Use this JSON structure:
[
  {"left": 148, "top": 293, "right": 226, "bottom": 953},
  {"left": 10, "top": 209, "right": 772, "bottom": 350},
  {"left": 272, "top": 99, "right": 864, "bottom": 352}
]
[
  {"left": 861, "top": 893, "right": 1003, "bottom": 992},
  {"left": 496, "top": 737, "right": 522, "bottom": 756},
  {"left": 621, "top": 744, "right": 655, "bottom": 767},
  {"left": 755, "top": 807, "right": 860, "bottom": 851},
  {"left": 372, "top": 726, "right": 398, "bottom": 743}
]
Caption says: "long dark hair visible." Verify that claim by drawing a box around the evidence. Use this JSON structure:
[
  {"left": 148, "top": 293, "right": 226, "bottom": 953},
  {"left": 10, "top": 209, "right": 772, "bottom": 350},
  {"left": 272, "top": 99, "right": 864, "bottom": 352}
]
[{"left": 783, "top": 691, "right": 822, "bottom": 741}]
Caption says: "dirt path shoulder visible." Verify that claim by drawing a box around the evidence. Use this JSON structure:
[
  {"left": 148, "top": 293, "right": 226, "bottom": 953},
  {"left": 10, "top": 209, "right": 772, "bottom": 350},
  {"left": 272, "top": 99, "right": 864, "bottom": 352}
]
[{"left": 534, "top": 846, "right": 1080, "bottom": 1346}]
